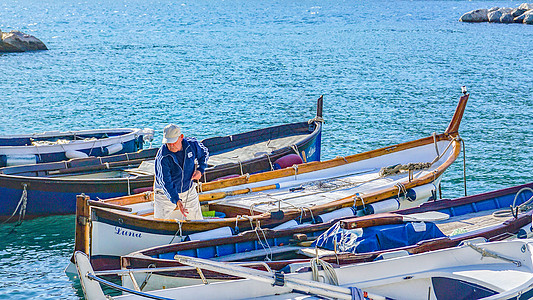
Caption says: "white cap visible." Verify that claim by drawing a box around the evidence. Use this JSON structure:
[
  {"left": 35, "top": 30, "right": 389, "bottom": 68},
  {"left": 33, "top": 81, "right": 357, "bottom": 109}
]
[{"left": 162, "top": 124, "right": 181, "bottom": 144}]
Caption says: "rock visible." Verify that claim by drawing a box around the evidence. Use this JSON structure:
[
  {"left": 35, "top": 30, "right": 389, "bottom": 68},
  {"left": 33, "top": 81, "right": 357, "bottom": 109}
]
[
  {"left": 0, "top": 30, "right": 47, "bottom": 53},
  {"left": 524, "top": 10, "right": 533, "bottom": 24},
  {"left": 489, "top": 7, "right": 500, "bottom": 13},
  {"left": 459, "top": 8, "right": 488, "bottom": 22},
  {"left": 511, "top": 8, "right": 528, "bottom": 17},
  {"left": 500, "top": 13, "right": 514, "bottom": 23},
  {"left": 518, "top": 3, "right": 533, "bottom": 10},
  {"left": 514, "top": 11, "right": 528, "bottom": 22},
  {"left": 488, "top": 10, "right": 503, "bottom": 22}
]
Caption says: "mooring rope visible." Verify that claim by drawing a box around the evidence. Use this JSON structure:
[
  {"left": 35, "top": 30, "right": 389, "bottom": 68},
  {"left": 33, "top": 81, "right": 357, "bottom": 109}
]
[
  {"left": 1, "top": 184, "right": 28, "bottom": 225},
  {"left": 310, "top": 257, "right": 339, "bottom": 285},
  {"left": 169, "top": 220, "right": 183, "bottom": 244},
  {"left": 253, "top": 225, "right": 273, "bottom": 261}
]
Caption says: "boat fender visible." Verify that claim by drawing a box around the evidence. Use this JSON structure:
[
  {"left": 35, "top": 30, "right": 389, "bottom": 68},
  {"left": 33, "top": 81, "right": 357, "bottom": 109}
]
[
  {"left": 273, "top": 154, "right": 303, "bottom": 170},
  {"left": 105, "top": 143, "right": 123, "bottom": 155},
  {"left": 4, "top": 154, "right": 38, "bottom": 166},
  {"left": 65, "top": 150, "right": 89, "bottom": 159},
  {"left": 406, "top": 184, "right": 436, "bottom": 202},
  {"left": 363, "top": 198, "right": 400, "bottom": 215},
  {"left": 316, "top": 207, "right": 356, "bottom": 223},
  {"left": 517, "top": 221, "right": 533, "bottom": 239},
  {"left": 185, "top": 226, "right": 233, "bottom": 241},
  {"left": 271, "top": 210, "right": 285, "bottom": 220},
  {"left": 272, "top": 219, "right": 300, "bottom": 230}
]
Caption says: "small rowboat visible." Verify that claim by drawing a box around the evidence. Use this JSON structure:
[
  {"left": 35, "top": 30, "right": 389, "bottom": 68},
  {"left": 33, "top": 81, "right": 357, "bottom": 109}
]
[
  {"left": 75, "top": 238, "right": 533, "bottom": 300},
  {"left": 68, "top": 89, "right": 469, "bottom": 272},
  {"left": 0, "top": 127, "right": 154, "bottom": 167},
  {"left": 0, "top": 97, "right": 323, "bottom": 222},
  {"left": 115, "top": 183, "right": 533, "bottom": 291}
]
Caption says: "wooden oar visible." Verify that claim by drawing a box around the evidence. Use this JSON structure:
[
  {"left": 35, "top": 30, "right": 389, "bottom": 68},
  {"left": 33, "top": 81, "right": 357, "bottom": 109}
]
[
  {"left": 199, "top": 184, "right": 278, "bottom": 203},
  {"left": 174, "top": 254, "right": 387, "bottom": 300},
  {"left": 198, "top": 168, "right": 378, "bottom": 204}
]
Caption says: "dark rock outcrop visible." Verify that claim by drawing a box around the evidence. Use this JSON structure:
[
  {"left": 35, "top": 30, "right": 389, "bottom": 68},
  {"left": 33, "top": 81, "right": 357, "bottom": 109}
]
[{"left": 0, "top": 30, "right": 47, "bottom": 53}]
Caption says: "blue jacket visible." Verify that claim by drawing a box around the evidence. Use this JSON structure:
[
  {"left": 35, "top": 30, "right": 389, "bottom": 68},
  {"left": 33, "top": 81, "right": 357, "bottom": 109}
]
[{"left": 154, "top": 137, "right": 209, "bottom": 204}]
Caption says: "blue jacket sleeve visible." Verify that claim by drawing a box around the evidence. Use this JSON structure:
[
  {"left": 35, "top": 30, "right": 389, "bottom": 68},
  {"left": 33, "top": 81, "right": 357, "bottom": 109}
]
[
  {"left": 159, "top": 155, "right": 181, "bottom": 204},
  {"left": 193, "top": 140, "right": 209, "bottom": 174}
]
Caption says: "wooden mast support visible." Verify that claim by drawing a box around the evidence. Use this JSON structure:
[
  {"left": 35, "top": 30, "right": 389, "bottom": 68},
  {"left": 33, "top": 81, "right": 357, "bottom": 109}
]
[
  {"left": 75, "top": 194, "right": 91, "bottom": 256},
  {"left": 445, "top": 87, "right": 469, "bottom": 135}
]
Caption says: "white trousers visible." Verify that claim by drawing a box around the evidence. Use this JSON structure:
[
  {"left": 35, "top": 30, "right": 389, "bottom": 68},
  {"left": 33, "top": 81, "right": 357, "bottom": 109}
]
[{"left": 153, "top": 184, "right": 203, "bottom": 220}]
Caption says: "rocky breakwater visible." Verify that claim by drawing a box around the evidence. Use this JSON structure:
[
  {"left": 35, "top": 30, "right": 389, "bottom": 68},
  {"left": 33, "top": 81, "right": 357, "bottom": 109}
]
[
  {"left": 460, "top": 3, "right": 533, "bottom": 24},
  {"left": 0, "top": 30, "right": 47, "bottom": 52}
]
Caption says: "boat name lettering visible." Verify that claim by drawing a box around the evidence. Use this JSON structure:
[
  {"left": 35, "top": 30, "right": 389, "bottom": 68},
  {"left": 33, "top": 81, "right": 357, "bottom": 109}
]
[{"left": 114, "top": 227, "right": 142, "bottom": 238}]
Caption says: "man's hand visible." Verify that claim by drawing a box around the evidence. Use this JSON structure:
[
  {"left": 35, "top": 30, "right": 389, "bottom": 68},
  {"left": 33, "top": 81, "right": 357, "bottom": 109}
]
[
  {"left": 176, "top": 200, "right": 188, "bottom": 216},
  {"left": 192, "top": 170, "right": 202, "bottom": 181}
]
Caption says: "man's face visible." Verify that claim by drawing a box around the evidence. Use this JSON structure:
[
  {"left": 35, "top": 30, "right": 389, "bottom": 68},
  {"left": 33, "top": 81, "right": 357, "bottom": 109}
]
[{"left": 166, "top": 135, "right": 183, "bottom": 152}]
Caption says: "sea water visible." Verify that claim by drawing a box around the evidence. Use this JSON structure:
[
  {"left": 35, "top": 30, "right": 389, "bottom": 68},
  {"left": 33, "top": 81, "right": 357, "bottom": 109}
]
[{"left": 0, "top": 0, "right": 531, "bottom": 298}]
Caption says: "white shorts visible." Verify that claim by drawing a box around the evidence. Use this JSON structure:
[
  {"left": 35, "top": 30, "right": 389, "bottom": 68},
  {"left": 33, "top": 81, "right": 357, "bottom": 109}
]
[{"left": 153, "top": 184, "right": 203, "bottom": 220}]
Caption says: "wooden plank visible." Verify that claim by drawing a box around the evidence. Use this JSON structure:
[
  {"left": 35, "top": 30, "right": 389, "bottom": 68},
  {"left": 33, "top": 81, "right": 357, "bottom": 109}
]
[{"left": 211, "top": 245, "right": 303, "bottom": 262}]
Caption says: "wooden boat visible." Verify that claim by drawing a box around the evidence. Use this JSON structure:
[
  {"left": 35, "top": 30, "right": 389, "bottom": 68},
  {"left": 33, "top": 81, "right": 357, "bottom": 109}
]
[
  {"left": 0, "top": 96, "right": 323, "bottom": 222},
  {"left": 75, "top": 238, "right": 533, "bottom": 300},
  {"left": 69, "top": 89, "right": 469, "bottom": 272},
  {"left": 115, "top": 182, "right": 533, "bottom": 291},
  {"left": 0, "top": 127, "right": 153, "bottom": 167}
]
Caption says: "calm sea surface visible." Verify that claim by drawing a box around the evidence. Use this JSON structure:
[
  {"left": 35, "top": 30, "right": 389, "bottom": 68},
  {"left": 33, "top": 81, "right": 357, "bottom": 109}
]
[{"left": 1, "top": 0, "right": 532, "bottom": 298}]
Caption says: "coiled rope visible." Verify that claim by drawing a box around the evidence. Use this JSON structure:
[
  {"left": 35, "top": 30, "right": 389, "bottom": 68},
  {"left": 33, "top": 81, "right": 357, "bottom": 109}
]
[{"left": 492, "top": 187, "right": 533, "bottom": 218}]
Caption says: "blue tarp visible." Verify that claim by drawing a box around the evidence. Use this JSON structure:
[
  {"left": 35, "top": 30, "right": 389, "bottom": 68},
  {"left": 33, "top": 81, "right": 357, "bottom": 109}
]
[{"left": 312, "top": 221, "right": 446, "bottom": 253}]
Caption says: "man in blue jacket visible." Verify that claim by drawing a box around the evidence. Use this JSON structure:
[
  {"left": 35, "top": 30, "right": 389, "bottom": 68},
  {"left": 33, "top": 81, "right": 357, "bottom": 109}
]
[{"left": 153, "top": 124, "right": 209, "bottom": 220}]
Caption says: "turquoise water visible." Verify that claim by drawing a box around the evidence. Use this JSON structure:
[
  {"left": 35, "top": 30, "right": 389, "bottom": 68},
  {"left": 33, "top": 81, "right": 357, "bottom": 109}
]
[{"left": 0, "top": 0, "right": 532, "bottom": 298}]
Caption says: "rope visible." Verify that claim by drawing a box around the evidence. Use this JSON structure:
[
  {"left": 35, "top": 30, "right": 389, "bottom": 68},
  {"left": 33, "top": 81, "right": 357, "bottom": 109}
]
[
  {"left": 266, "top": 153, "right": 274, "bottom": 171},
  {"left": 465, "top": 242, "right": 522, "bottom": 267},
  {"left": 299, "top": 206, "right": 315, "bottom": 223},
  {"left": 1, "top": 184, "right": 28, "bottom": 225},
  {"left": 310, "top": 257, "right": 338, "bottom": 285},
  {"left": 290, "top": 144, "right": 300, "bottom": 157},
  {"left": 169, "top": 221, "right": 183, "bottom": 244},
  {"left": 432, "top": 132, "right": 440, "bottom": 158},
  {"left": 395, "top": 182, "right": 410, "bottom": 201},
  {"left": 238, "top": 159, "right": 243, "bottom": 176},
  {"left": 429, "top": 136, "right": 459, "bottom": 166},
  {"left": 379, "top": 162, "right": 432, "bottom": 177},
  {"left": 335, "top": 156, "right": 348, "bottom": 163},
  {"left": 308, "top": 116, "right": 325, "bottom": 124},
  {"left": 253, "top": 225, "right": 273, "bottom": 261},
  {"left": 461, "top": 138, "right": 467, "bottom": 196},
  {"left": 492, "top": 188, "right": 533, "bottom": 218}
]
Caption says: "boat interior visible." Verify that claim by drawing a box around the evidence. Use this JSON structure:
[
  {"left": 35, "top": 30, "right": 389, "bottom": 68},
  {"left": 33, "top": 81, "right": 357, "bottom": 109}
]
[{"left": 0, "top": 132, "right": 311, "bottom": 180}]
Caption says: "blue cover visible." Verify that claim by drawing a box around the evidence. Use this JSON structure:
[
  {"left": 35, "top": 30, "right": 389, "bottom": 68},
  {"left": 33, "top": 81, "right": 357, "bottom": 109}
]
[{"left": 313, "top": 221, "right": 446, "bottom": 253}]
